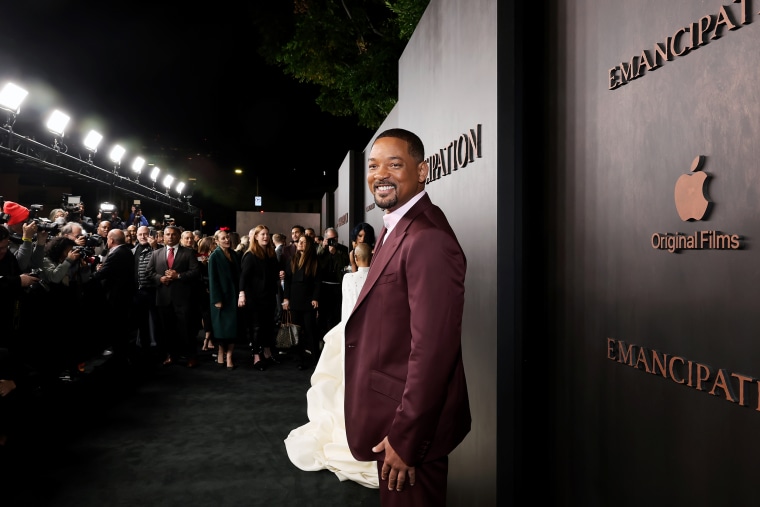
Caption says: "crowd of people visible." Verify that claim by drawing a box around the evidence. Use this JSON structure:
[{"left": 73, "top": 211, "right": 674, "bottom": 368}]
[
  {"left": 0, "top": 197, "right": 377, "bottom": 463},
  {"left": 1, "top": 128, "right": 472, "bottom": 506}
]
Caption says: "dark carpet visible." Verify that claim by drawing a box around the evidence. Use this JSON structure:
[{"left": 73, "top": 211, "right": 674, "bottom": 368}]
[{"left": 1, "top": 346, "right": 379, "bottom": 507}]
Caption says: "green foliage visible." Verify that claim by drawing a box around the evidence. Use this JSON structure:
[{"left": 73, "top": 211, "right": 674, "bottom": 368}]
[{"left": 255, "top": 0, "right": 430, "bottom": 130}]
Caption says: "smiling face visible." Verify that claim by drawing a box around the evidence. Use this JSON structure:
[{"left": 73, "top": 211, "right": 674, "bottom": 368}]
[
  {"left": 180, "top": 231, "right": 194, "bottom": 248},
  {"left": 367, "top": 136, "right": 428, "bottom": 212},
  {"left": 216, "top": 231, "right": 231, "bottom": 249}
]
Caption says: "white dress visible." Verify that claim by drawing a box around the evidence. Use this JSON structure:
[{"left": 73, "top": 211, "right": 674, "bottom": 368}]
[{"left": 284, "top": 266, "right": 379, "bottom": 488}]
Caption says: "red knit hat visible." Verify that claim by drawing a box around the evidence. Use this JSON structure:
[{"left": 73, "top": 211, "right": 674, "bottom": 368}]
[{"left": 3, "top": 201, "right": 30, "bottom": 226}]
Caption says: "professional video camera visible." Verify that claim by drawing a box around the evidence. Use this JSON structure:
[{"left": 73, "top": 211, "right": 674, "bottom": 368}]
[
  {"left": 26, "top": 204, "right": 59, "bottom": 236},
  {"left": 62, "top": 193, "right": 82, "bottom": 222}
]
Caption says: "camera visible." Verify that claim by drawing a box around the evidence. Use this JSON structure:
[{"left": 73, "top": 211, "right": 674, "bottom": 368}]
[
  {"left": 82, "top": 234, "right": 104, "bottom": 248},
  {"left": 28, "top": 204, "right": 60, "bottom": 235},
  {"left": 71, "top": 244, "right": 100, "bottom": 267},
  {"left": 62, "top": 194, "right": 82, "bottom": 222},
  {"left": 327, "top": 238, "right": 337, "bottom": 247}
]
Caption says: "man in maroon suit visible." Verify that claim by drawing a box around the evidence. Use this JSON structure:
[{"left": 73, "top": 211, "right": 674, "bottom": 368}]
[{"left": 344, "top": 129, "right": 470, "bottom": 506}]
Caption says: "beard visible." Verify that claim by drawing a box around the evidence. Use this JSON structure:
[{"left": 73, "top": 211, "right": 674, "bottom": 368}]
[{"left": 374, "top": 193, "right": 397, "bottom": 210}]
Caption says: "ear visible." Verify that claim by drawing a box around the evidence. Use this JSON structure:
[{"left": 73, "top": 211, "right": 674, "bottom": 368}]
[{"left": 417, "top": 160, "right": 429, "bottom": 183}]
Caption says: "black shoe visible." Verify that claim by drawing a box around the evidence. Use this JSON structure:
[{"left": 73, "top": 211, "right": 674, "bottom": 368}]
[{"left": 253, "top": 360, "right": 266, "bottom": 371}]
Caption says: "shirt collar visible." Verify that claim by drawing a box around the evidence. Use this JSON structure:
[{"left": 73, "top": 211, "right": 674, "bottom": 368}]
[{"left": 382, "top": 190, "right": 426, "bottom": 237}]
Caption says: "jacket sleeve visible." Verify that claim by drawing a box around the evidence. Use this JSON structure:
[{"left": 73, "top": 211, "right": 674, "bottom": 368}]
[{"left": 386, "top": 225, "right": 467, "bottom": 466}]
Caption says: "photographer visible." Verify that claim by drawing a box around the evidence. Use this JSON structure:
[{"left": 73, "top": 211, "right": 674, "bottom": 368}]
[
  {"left": 1, "top": 201, "right": 48, "bottom": 273},
  {"left": 0, "top": 226, "right": 39, "bottom": 473},
  {"left": 0, "top": 226, "right": 39, "bottom": 330},
  {"left": 27, "top": 235, "right": 89, "bottom": 378},
  {"left": 317, "top": 227, "right": 349, "bottom": 344},
  {"left": 68, "top": 201, "right": 95, "bottom": 234},
  {"left": 128, "top": 205, "right": 148, "bottom": 227}
]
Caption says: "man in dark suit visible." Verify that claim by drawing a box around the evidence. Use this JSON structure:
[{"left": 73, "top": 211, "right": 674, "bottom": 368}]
[
  {"left": 92, "top": 229, "right": 135, "bottom": 365},
  {"left": 146, "top": 225, "right": 201, "bottom": 368},
  {"left": 317, "top": 227, "right": 349, "bottom": 342},
  {"left": 344, "top": 129, "right": 470, "bottom": 506},
  {"left": 282, "top": 224, "right": 304, "bottom": 268}
]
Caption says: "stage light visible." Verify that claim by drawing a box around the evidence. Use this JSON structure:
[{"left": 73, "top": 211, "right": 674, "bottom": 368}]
[
  {"left": 132, "top": 157, "right": 145, "bottom": 180},
  {"left": 175, "top": 181, "right": 185, "bottom": 195},
  {"left": 83, "top": 130, "right": 102, "bottom": 151},
  {"left": 108, "top": 144, "right": 125, "bottom": 176},
  {"left": 83, "top": 130, "right": 102, "bottom": 163},
  {"left": 0, "top": 83, "right": 28, "bottom": 114},
  {"left": 109, "top": 144, "right": 125, "bottom": 164},
  {"left": 0, "top": 82, "right": 28, "bottom": 132},
  {"left": 46, "top": 110, "right": 70, "bottom": 152},
  {"left": 46, "top": 110, "right": 70, "bottom": 137},
  {"left": 162, "top": 174, "right": 174, "bottom": 193},
  {"left": 149, "top": 166, "right": 160, "bottom": 188}
]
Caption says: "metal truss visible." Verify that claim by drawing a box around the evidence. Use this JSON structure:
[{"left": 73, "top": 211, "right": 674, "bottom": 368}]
[{"left": 0, "top": 126, "right": 198, "bottom": 215}]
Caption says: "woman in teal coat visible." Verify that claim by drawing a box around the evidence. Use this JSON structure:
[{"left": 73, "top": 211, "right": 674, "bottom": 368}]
[{"left": 208, "top": 228, "right": 242, "bottom": 369}]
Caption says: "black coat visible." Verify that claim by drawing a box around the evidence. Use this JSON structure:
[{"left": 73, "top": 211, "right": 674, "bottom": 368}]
[
  {"left": 283, "top": 260, "right": 322, "bottom": 312},
  {"left": 92, "top": 244, "right": 135, "bottom": 311}
]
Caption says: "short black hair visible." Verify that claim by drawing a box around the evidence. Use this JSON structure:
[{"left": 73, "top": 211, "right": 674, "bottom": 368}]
[{"left": 375, "top": 128, "right": 425, "bottom": 163}]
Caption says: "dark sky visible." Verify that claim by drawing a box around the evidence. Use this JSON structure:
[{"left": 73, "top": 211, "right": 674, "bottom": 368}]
[{"left": 0, "top": 2, "right": 374, "bottom": 226}]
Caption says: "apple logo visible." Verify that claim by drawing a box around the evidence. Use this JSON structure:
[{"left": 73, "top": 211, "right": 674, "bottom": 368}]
[{"left": 674, "top": 155, "right": 711, "bottom": 221}]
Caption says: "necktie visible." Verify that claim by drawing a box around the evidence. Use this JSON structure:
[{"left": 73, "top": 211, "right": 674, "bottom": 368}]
[{"left": 167, "top": 246, "right": 174, "bottom": 269}]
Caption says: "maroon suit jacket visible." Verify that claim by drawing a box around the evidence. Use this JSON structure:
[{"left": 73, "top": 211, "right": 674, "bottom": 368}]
[{"left": 344, "top": 193, "right": 471, "bottom": 466}]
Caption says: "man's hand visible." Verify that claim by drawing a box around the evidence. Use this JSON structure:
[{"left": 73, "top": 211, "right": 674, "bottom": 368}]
[
  {"left": 22, "top": 221, "right": 37, "bottom": 239},
  {"left": 19, "top": 274, "right": 39, "bottom": 287},
  {"left": 373, "top": 436, "right": 415, "bottom": 492}
]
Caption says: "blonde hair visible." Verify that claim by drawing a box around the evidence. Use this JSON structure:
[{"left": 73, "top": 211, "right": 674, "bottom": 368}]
[
  {"left": 213, "top": 229, "right": 233, "bottom": 261},
  {"left": 353, "top": 242, "right": 371, "bottom": 264}
]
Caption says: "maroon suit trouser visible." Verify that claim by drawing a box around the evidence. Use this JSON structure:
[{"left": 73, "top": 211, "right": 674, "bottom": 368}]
[{"left": 376, "top": 456, "right": 448, "bottom": 507}]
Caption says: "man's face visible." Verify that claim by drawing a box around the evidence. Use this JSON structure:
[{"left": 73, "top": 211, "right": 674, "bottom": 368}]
[
  {"left": 164, "top": 228, "right": 179, "bottom": 246},
  {"left": 305, "top": 229, "right": 315, "bottom": 238},
  {"left": 291, "top": 228, "right": 302, "bottom": 243},
  {"left": 181, "top": 232, "right": 194, "bottom": 247},
  {"left": 136, "top": 227, "right": 150, "bottom": 245},
  {"left": 367, "top": 136, "right": 428, "bottom": 212},
  {"left": 66, "top": 225, "right": 83, "bottom": 240},
  {"left": 98, "top": 221, "right": 110, "bottom": 237}
]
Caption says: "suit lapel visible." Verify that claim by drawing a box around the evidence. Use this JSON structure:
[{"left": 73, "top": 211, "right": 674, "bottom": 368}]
[{"left": 351, "top": 194, "right": 433, "bottom": 314}]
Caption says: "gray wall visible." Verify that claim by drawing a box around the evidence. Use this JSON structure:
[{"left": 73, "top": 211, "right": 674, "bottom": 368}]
[
  {"left": 344, "top": 0, "right": 499, "bottom": 504},
  {"left": 550, "top": 0, "right": 760, "bottom": 504}
]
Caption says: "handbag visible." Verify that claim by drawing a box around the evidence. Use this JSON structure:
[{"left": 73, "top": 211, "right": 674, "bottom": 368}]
[{"left": 276, "top": 310, "right": 300, "bottom": 349}]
